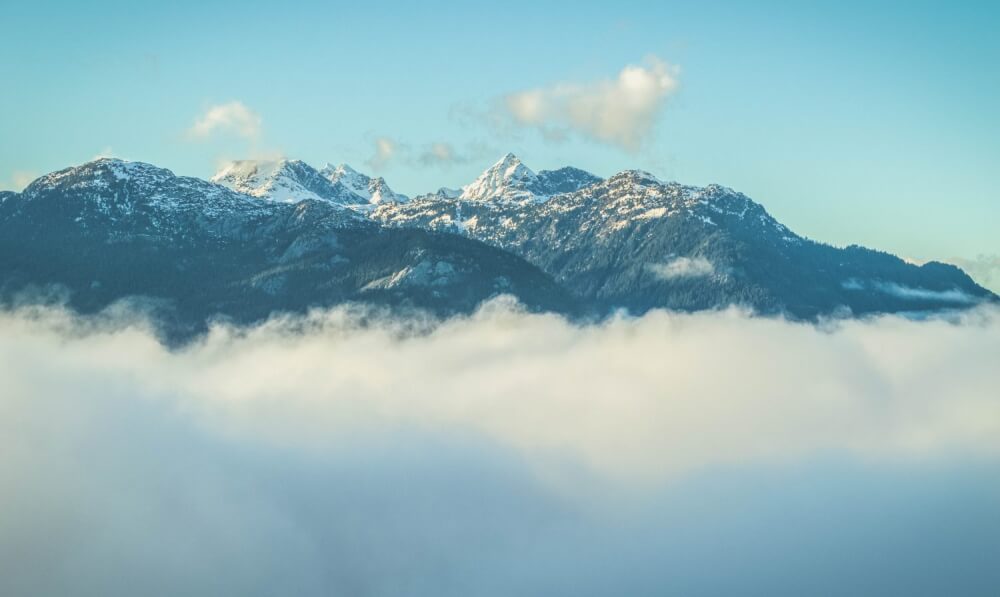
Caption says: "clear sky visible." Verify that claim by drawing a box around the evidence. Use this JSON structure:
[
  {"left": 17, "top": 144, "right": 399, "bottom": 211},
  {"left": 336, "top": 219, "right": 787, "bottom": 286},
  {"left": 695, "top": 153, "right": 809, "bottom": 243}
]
[{"left": 2, "top": 0, "right": 997, "bottom": 270}]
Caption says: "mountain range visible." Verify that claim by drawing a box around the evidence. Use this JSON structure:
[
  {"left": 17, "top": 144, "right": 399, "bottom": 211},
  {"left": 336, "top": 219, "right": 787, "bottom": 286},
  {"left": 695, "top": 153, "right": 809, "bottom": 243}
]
[{"left": 1, "top": 153, "right": 994, "bottom": 341}]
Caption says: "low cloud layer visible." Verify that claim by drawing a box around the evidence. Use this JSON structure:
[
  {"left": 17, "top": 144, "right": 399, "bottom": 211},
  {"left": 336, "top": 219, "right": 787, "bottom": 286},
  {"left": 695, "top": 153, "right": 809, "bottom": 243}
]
[
  {"left": 188, "top": 101, "right": 262, "bottom": 140},
  {"left": 2, "top": 302, "right": 999, "bottom": 596},
  {"left": 502, "top": 57, "right": 680, "bottom": 151}
]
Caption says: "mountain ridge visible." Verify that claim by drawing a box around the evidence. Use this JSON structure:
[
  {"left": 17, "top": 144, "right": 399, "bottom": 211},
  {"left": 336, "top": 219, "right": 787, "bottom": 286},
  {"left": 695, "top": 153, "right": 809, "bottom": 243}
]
[{"left": 1, "top": 155, "right": 994, "bottom": 340}]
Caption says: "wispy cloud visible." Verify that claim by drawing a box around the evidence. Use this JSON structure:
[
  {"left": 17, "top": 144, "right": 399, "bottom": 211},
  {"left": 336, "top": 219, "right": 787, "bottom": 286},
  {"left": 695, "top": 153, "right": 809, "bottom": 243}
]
[
  {"left": 844, "top": 278, "right": 982, "bottom": 304},
  {"left": 875, "top": 281, "right": 980, "bottom": 304},
  {"left": 649, "top": 256, "right": 715, "bottom": 280},
  {"left": 91, "top": 146, "right": 117, "bottom": 160},
  {"left": 8, "top": 170, "right": 38, "bottom": 191},
  {"left": 416, "top": 141, "right": 495, "bottom": 168},
  {"left": 366, "top": 138, "right": 493, "bottom": 170},
  {"left": 417, "top": 142, "right": 460, "bottom": 166},
  {"left": 947, "top": 255, "right": 1000, "bottom": 294},
  {"left": 187, "top": 101, "right": 262, "bottom": 140},
  {"left": 502, "top": 56, "right": 680, "bottom": 152},
  {"left": 365, "top": 136, "right": 398, "bottom": 171}
]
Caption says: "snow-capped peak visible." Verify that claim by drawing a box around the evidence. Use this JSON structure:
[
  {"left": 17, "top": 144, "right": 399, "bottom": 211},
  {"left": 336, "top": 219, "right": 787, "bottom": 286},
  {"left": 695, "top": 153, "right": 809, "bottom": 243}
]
[
  {"left": 321, "top": 163, "right": 372, "bottom": 200},
  {"left": 368, "top": 177, "right": 408, "bottom": 205},
  {"left": 324, "top": 163, "right": 358, "bottom": 177},
  {"left": 212, "top": 159, "right": 310, "bottom": 202},
  {"left": 212, "top": 159, "right": 367, "bottom": 206},
  {"left": 460, "top": 153, "right": 539, "bottom": 202},
  {"left": 608, "top": 169, "right": 665, "bottom": 186},
  {"left": 24, "top": 158, "right": 175, "bottom": 195},
  {"left": 321, "top": 163, "right": 409, "bottom": 205}
]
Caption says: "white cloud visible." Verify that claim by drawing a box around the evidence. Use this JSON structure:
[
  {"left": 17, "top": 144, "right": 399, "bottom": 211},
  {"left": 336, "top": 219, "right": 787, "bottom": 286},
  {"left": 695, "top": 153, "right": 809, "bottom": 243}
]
[
  {"left": 503, "top": 56, "right": 680, "bottom": 151},
  {"left": 2, "top": 300, "right": 998, "bottom": 479},
  {"left": 947, "top": 255, "right": 1000, "bottom": 294},
  {"left": 417, "top": 141, "right": 460, "bottom": 166},
  {"left": 366, "top": 136, "right": 398, "bottom": 170},
  {"left": 187, "top": 101, "right": 262, "bottom": 140},
  {"left": 8, "top": 170, "right": 37, "bottom": 191},
  {"left": 2, "top": 302, "right": 999, "bottom": 595},
  {"left": 91, "top": 146, "right": 116, "bottom": 160},
  {"left": 874, "top": 281, "right": 980, "bottom": 304},
  {"left": 844, "top": 278, "right": 983, "bottom": 304},
  {"left": 649, "top": 256, "right": 715, "bottom": 280},
  {"left": 413, "top": 141, "right": 495, "bottom": 168}
]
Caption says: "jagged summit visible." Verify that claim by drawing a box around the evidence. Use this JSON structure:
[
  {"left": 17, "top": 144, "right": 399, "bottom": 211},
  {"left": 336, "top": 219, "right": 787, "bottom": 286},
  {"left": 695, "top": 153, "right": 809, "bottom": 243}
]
[
  {"left": 212, "top": 159, "right": 374, "bottom": 206},
  {"left": 322, "top": 162, "right": 358, "bottom": 176},
  {"left": 460, "top": 153, "right": 539, "bottom": 202},
  {"left": 455, "top": 153, "right": 603, "bottom": 203},
  {"left": 320, "top": 163, "right": 367, "bottom": 193},
  {"left": 211, "top": 159, "right": 409, "bottom": 206},
  {"left": 322, "top": 163, "right": 409, "bottom": 205},
  {"left": 367, "top": 176, "right": 407, "bottom": 205}
]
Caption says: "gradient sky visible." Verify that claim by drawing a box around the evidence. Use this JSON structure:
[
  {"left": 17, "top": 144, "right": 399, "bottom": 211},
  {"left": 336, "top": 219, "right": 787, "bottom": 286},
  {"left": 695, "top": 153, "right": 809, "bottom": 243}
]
[{"left": 2, "top": 0, "right": 997, "bottom": 268}]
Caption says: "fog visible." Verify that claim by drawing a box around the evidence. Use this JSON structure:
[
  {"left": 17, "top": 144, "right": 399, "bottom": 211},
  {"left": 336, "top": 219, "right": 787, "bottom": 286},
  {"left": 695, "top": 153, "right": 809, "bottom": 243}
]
[{"left": 2, "top": 299, "right": 999, "bottom": 596}]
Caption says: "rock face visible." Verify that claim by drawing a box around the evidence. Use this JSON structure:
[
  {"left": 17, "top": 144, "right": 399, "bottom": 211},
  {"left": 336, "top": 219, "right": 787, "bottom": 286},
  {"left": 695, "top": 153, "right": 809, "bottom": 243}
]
[
  {"left": 0, "top": 156, "right": 994, "bottom": 342},
  {"left": 0, "top": 159, "right": 574, "bottom": 342}
]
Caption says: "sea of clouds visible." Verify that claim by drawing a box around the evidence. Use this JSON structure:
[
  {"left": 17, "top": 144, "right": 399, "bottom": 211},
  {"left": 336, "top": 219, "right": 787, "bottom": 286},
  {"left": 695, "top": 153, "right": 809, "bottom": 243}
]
[{"left": 2, "top": 298, "right": 999, "bottom": 596}]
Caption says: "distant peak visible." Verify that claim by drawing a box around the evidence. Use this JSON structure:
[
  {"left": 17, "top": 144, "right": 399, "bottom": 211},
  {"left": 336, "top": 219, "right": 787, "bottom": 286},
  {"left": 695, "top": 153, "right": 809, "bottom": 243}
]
[
  {"left": 24, "top": 158, "right": 174, "bottom": 193},
  {"left": 79, "top": 158, "right": 172, "bottom": 178},
  {"left": 213, "top": 158, "right": 278, "bottom": 180},
  {"left": 211, "top": 158, "right": 320, "bottom": 185},
  {"left": 609, "top": 169, "right": 664, "bottom": 185},
  {"left": 461, "top": 153, "right": 538, "bottom": 202},
  {"left": 491, "top": 152, "right": 528, "bottom": 172},
  {"left": 85, "top": 156, "right": 127, "bottom": 166},
  {"left": 322, "top": 163, "right": 367, "bottom": 181}
]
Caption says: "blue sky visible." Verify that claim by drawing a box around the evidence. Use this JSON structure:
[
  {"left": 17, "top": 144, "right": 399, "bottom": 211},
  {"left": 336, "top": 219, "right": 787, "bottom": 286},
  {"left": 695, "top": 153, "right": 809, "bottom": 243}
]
[{"left": 2, "top": 0, "right": 997, "bottom": 269}]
